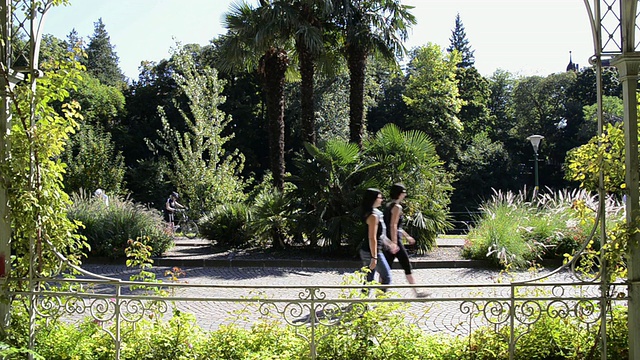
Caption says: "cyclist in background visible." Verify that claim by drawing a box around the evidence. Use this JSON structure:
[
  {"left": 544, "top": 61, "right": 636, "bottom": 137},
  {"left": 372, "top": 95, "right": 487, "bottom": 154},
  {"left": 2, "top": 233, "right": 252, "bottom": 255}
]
[{"left": 165, "top": 191, "right": 185, "bottom": 233}]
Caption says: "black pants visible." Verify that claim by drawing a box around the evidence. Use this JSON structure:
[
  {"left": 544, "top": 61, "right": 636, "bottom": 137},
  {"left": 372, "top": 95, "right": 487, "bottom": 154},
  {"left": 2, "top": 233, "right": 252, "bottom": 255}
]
[{"left": 383, "top": 234, "right": 413, "bottom": 275}]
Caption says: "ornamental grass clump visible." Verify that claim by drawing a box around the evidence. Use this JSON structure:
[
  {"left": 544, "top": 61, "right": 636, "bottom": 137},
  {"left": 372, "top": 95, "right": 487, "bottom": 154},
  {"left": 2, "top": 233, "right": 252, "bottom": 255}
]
[
  {"left": 68, "top": 190, "right": 172, "bottom": 259},
  {"left": 462, "top": 189, "right": 537, "bottom": 268},
  {"left": 462, "top": 188, "right": 601, "bottom": 269}
]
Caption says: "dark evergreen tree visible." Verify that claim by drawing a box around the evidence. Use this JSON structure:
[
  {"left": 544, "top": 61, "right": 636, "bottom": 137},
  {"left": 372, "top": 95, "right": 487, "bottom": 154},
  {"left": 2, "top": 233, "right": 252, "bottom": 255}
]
[
  {"left": 446, "top": 14, "right": 492, "bottom": 143},
  {"left": 86, "top": 18, "right": 126, "bottom": 87},
  {"left": 64, "top": 29, "right": 86, "bottom": 64},
  {"left": 65, "top": 29, "right": 83, "bottom": 51},
  {"left": 447, "top": 13, "right": 474, "bottom": 68}
]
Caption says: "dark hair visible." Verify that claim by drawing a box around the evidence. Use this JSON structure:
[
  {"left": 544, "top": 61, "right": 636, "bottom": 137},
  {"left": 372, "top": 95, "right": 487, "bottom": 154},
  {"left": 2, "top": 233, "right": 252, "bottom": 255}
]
[
  {"left": 171, "top": 191, "right": 179, "bottom": 199},
  {"left": 389, "top": 183, "right": 407, "bottom": 200},
  {"left": 360, "top": 188, "right": 382, "bottom": 220}
]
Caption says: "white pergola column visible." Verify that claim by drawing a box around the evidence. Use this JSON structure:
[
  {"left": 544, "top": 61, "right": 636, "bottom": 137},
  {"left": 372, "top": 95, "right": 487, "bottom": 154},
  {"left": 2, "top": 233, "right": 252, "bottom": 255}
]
[
  {"left": 584, "top": 0, "right": 640, "bottom": 357},
  {"left": 612, "top": 53, "right": 640, "bottom": 360},
  {"left": 0, "top": 0, "right": 14, "bottom": 329}
]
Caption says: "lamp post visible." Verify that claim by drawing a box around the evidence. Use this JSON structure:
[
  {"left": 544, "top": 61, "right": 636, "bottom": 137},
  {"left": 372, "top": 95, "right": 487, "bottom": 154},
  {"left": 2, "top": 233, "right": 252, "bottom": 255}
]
[{"left": 526, "top": 135, "right": 544, "bottom": 195}]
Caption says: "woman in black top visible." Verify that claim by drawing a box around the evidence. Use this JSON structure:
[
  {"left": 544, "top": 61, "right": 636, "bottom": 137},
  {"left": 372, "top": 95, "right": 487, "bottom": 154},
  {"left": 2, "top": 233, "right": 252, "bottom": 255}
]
[{"left": 383, "top": 183, "right": 427, "bottom": 297}]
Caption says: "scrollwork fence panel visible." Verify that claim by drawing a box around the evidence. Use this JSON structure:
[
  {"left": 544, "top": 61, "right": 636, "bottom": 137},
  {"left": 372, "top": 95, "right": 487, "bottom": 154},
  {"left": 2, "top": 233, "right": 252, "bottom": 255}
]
[{"left": 5, "top": 264, "right": 626, "bottom": 360}]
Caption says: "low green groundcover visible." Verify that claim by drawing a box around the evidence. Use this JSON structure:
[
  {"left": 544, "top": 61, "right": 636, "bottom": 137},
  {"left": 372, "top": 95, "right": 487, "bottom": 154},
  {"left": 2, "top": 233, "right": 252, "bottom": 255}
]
[{"left": 0, "top": 300, "right": 628, "bottom": 360}]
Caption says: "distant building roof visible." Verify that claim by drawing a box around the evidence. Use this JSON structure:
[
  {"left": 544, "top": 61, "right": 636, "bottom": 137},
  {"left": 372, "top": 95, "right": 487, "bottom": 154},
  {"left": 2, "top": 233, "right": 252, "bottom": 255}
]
[{"left": 566, "top": 51, "right": 579, "bottom": 72}]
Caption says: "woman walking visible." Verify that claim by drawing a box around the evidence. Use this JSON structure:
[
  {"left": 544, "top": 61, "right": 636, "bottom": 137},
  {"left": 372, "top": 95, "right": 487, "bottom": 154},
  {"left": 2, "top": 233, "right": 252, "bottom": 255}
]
[
  {"left": 383, "top": 183, "right": 427, "bottom": 297},
  {"left": 359, "top": 188, "right": 393, "bottom": 293}
]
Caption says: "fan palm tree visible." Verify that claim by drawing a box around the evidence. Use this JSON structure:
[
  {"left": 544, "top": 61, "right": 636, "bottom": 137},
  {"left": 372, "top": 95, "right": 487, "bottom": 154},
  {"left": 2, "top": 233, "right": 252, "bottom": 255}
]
[
  {"left": 218, "top": 1, "right": 292, "bottom": 191},
  {"left": 267, "top": 0, "right": 341, "bottom": 146},
  {"left": 362, "top": 124, "right": 454, "bottom": 252},
  {"left": 334, "top": 0, "right": 416, "bottom": 147},
  {"left": 292, "top": 0, "right": 336, "bottom": 146},
  {"left": 219, "top": 0, "right": 342, "bottom": 188}
]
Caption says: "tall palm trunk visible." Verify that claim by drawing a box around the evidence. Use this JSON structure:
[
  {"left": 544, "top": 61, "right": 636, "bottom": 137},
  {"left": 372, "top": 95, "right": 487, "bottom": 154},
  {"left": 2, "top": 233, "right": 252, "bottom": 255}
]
[
  {"left": 259, "top": 48, "right": 288, "bottom": 193},
  {"left": 298, "top": 45, "right": 316, "bottom": 145},
  {"left": 347, "top": 46, "right": 367, "bottom": 148}
]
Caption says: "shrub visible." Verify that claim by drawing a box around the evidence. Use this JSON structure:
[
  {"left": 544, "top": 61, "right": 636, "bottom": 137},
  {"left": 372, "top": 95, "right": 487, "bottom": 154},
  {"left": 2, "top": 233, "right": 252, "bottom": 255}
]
[
  {"left": 250, "top": 185, "right": 298, "bottom": 248},
  {"left": 288, "top": 140, "right": 370, "bottom": 253},
  {"left": 199, "top": 202, "right": 253, "bottom": 247},
  {"left": 362, "top": 124, "right": 454, "bottom": 252},
  {"left": 67, "top": 190, "right": 173, "bottom": 258},
  {"left": 288, "top": 125, "right": 452, "bottom": 255}
]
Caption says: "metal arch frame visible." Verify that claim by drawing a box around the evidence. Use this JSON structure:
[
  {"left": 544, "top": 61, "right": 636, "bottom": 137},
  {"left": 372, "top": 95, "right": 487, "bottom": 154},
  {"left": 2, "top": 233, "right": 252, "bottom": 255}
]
[{"left": 0, "top": 1, "right": 633, "bottom": 360}]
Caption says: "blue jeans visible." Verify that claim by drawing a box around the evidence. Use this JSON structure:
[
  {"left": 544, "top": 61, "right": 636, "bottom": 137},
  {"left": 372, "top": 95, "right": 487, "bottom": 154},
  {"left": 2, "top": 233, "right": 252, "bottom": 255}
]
[{"left": 359, "top": 248, "right": 392, "bottom": 286}]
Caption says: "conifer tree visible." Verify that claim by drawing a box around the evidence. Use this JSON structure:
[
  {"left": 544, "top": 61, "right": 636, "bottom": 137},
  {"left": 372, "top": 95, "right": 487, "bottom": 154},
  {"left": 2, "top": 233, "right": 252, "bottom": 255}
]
[
  {"left": 85, "top": 18, "right": 126, "bottom": 86},
  {"left": 66, "top": 29, "right": 82, "bottom": 51},
  {"left": 445, "top": 13, "right": 491, "bottom": 141},
  {"left": 65, "top": 28, "right": 85, "bottom": 64},
  {"left": 447, "top": 13, "right": 475, "bottom": 68}
]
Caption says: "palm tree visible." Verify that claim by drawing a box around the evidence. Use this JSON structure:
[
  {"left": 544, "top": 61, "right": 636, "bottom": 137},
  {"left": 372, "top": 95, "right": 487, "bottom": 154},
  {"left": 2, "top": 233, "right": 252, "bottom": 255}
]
[
  {"left": 269, "top": 0, "right": 340, "bottom": 146},
  {"left": 218, "top": 1, "right": 292, "bottom": 192},
  {"left": 334, "top": 0, "right": 416, "bottom": 147},
  {"left": 292, "top": 0, "right": 333, "bottom": 146}
]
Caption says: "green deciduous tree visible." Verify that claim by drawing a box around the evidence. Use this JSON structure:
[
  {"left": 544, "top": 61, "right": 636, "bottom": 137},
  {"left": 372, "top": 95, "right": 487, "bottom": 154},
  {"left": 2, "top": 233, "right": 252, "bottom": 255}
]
[
  {"left": 403, "top": 43, "right": 463, "bottom": 165},
  {"left": 580, "top": 95, "right": 624, "bottom": 141},
  {"left": 511, "top": 72, "right": 578, "bottom": 188},
  {"left": 446, "top": 15, "right": 492, "bottom": 144},
  {"left": 71, "top": 73, "right": 126, "bottom": 131},
  {"left": 565, "top": 122, "right": 627, "bottom": 194},
  {"left": 451, "top": 132, "right": 516, "bottom": 212},
  {"left": 62, "top": 123, "right": 126, "bottom": 195},
  {"left": 565, "top": 96, "right": 627, "bottom": 194},
  {"left": 366, "top": 58, "right": 407, "bottom": 133},
  {"left": 456, "top": 67, "right": 493, "bottom": 142},
  {"left": 487, "top": 69, "right": 516, "bottom": 142},
  {"left": 3, "top": 49, "right": 88, "bottom": 278},
  {"left": 153, "top": 45, "right": 246, "bottom": 214}
]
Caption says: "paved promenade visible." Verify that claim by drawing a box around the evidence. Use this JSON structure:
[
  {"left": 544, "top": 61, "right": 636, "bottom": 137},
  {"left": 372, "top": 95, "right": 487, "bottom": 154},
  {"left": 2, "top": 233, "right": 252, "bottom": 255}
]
[
  {"left": 77, "top": 262, "right": 580, "bottom": 334},
  {"left": 71, "top": 237, "right": 584, "bottom": 334}
]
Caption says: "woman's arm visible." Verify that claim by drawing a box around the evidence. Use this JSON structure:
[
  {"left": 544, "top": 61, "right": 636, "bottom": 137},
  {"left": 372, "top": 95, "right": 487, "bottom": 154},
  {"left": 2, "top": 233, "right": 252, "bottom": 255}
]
[
  {"left": 367, "top": 214, "right": 378, "bottom": 269},
  {"left": 401, "top": 229, "right": 415, "bottom": 245},
  {"left": 390, "top": 204, "right": 401, "bottom": 245}
]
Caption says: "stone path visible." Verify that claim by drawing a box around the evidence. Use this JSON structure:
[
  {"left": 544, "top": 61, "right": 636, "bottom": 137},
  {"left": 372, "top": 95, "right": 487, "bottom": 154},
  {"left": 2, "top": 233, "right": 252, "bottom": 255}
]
[
  {"left": 68, "top": 236, "right": 599, "bottom": 336},
  {"left": 74, "top": 263, "right": 586, "bottom": 335}
]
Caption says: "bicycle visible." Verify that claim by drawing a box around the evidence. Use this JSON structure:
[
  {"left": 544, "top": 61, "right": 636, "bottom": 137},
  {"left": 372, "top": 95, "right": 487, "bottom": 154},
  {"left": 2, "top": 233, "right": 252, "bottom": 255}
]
[{"left": 174, "top": 209, "right": 199, "bottom": 239}]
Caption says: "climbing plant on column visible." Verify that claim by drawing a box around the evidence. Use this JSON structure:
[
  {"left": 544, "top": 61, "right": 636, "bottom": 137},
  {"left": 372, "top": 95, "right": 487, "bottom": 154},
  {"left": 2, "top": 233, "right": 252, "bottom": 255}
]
[{"left": 1, "top": 51, "right": 89, "bottom": 280}]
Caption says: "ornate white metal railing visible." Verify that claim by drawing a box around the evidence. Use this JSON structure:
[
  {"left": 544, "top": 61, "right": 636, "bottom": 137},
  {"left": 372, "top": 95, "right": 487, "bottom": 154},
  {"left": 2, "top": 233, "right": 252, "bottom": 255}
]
[{"left": 2, "top": 253, "right": 627, "bottom": 360}]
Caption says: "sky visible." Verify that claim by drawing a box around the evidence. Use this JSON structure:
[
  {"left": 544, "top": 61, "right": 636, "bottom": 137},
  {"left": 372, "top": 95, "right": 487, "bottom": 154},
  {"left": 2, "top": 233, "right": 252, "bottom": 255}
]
[{"left": 43, "top": 0, "right": 594, "bottom": 81}]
